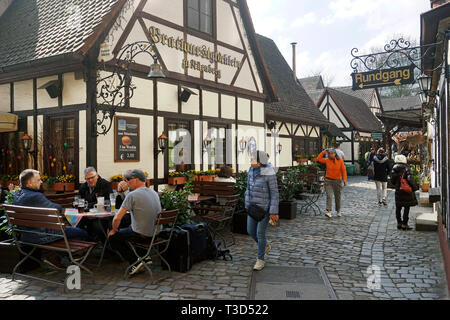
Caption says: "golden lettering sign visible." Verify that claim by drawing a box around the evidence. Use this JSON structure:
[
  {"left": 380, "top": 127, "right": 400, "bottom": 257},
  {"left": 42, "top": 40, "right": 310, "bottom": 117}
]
[
  {"left": 149, "top": 26, "right": 241, "bottom": 69},
  {"left": 352, "top": 65, "right": 414, "bottom": 90}
]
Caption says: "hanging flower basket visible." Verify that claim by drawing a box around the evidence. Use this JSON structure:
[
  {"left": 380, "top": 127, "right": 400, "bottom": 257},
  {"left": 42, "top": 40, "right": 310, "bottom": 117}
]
[{"left": 168, "top": 177, "right": 187, "bottom": 185}]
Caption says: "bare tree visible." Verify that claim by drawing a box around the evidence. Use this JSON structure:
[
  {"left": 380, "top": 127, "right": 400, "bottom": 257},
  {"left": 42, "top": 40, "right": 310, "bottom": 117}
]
[{"left": 308, "top": 68, "right": 336, "bottom": 87}]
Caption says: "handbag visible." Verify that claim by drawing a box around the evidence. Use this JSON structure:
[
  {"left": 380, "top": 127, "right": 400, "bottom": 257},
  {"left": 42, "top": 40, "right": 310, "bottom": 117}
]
[
  {"left": 247, "top": 203, "right": 267, "bottom": 222},
  {"left": 399, "top": 169, "right": 412, "bottom": 194},
  {"left": 367, "top": 161, "right": 375, "bottom": 178}
]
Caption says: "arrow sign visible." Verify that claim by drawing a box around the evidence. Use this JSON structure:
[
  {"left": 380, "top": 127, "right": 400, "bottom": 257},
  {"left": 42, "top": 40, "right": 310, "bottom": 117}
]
[{"left": 352, "top": 65, "right": 414, "bottom": 91}]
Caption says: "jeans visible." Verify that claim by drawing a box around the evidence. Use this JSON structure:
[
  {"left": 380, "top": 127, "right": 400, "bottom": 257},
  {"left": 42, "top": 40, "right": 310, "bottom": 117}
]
[
  {"left": 375, "top": 181, "right": 387, "bottom": 202},
  {"left": 65, "top": 227, "right": 89, "bottom": 241},
  {"left": 247, "top": 213, "right": 270, "bottom": 260},
  {"left": 396, "top": 206, "right": 410, "bottom": 225},
  {"left": 108, "top": 227, "right": 151, "bottom": 264},
  {"left": 325, "top": 179, "right": 342, "bottom": 212}
]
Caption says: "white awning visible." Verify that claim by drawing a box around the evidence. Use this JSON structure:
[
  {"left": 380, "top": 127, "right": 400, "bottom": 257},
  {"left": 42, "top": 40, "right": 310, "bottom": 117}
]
[{"left": 0, "top": 112, "right": 18, "bottom": 133}]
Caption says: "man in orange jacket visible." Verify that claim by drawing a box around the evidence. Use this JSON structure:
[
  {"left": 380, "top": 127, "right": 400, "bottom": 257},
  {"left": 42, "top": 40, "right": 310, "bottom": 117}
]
[{"left": 317, "top": 148, "right": 347, "bottom": 218}]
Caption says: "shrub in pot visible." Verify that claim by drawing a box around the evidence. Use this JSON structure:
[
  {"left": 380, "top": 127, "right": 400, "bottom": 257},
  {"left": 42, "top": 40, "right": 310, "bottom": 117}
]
[
  {"left": 233, "top": 171, "right": 248, "bottom": 234},
  {"left": 277, "top": 168, "right": 297, "bottom": 220}
]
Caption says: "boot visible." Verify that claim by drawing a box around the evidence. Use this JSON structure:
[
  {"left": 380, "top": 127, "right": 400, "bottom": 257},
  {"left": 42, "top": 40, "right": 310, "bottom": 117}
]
[{"left": 401, "top": 224, "right": 413, "bottom": 231}]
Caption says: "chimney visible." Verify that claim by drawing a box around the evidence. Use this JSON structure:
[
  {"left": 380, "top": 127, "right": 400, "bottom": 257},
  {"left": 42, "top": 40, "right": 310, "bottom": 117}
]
[
  {"left": 0, "top": 0, "right": 14, "bottom": 19},
  {"left": 291, "top": 42, "right": 297, "bottom": 81}
]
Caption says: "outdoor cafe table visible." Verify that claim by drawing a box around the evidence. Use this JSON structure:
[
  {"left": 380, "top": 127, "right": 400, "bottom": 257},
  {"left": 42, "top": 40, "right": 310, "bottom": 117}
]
[{"left": 64, "top": 209, "right": 116, "bottom": 267}]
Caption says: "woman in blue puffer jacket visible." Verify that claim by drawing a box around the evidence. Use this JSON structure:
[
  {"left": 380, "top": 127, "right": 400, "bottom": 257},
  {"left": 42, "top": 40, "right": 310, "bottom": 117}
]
[{"left": 245, "top": 151, "right": 279, "bottom": 271}]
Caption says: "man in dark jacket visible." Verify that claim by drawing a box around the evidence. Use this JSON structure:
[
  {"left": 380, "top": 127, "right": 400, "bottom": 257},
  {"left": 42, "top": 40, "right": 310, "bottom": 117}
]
[
  {"left": 78, "top": 167, "right": 113, "bottom": 209},
  {"left": 389, "top": 155, "right": 418, "bottom": 231},
  {"left": 373, "top": 148, "right": 392, "bottom": 206}
]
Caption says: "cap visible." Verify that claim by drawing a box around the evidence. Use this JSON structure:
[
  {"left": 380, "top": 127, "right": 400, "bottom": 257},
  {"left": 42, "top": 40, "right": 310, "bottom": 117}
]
[
  {"left": 124, "top": 169, "right": 147, "bottom": 182},
  {"left": 394, "top": 155, "right": 407, "bottom": 164},
  {"left": 327, "top": 148, "right": 336, "bottom": 154}
]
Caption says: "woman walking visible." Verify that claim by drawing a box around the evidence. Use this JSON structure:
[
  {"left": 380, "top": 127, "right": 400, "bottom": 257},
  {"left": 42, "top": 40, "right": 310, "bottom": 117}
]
[
  {"left": 390, "top": 155, "right": 418, "bottom": 230},
  {"left": 317, "top": 148, "right": 347, "bottom": 218},
  {"left": 245, "top": 151, "right": 279, "bottom": 271},
  {"left": 373, "top": 148, "right": 392, "bottom": 206}
]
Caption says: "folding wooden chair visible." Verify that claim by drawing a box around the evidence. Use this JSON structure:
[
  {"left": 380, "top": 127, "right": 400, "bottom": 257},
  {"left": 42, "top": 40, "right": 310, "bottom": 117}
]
[
  {"left": 124, "top": 209, "right": 179, "bottom": 281},
  {"left": 2, "top": 204, "right": 98, "bottom": 287}
]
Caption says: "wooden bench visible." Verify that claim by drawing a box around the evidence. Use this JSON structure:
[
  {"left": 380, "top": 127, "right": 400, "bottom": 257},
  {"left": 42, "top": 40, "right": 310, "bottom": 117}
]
[
  {"left": 192, "top": 181, "right": 235, "bottom": 196},
  {"left": 1, "top": 204, "right": 98, "bottom": 287},
  {"left": 46, "top": 192, "right": 78, "bottom": 209}
]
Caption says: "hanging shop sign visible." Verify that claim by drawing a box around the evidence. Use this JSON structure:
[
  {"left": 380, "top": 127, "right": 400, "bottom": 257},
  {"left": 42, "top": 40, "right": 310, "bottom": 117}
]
[
  {"left": 371, "top": 131, "right": 384, "bottom": 141},
  {"left": 114, "top": 116, "right": 140, "bottom": 162},
  {"left": 352, "top": 65, "right": 414, "bottom": 90}
]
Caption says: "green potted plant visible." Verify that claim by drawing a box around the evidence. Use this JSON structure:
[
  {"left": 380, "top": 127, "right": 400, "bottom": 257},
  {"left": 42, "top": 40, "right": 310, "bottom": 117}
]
[
  {"left": 233, "top": 170, "right": 248, "bottom": 235},
  {"left": 159, "top": 188, "right": 191, "bottom": 226},
  {"left": 421, "top": 173, "right": 431, "bottom": 193},
  {"left": 277, "top": 168, "right": 297, "bottom": 220}
]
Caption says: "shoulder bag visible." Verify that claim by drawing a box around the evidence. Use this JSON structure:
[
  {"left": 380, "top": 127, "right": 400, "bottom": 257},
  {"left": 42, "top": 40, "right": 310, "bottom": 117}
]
[{"left": 399, "top": 169, "right": 412, "bottom": 194}]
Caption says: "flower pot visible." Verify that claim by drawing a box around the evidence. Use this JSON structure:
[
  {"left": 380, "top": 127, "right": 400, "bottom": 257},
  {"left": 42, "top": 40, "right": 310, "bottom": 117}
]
[
  {"left": 296, "top": 158, "right": 308, "bottom": 163},
  {"left": 279, "top": 201, "right": 297, "bottom": 220},
  {"left": 168, "top": 177, "right": 187, "bottom": 185},
  {"left": 0, "top": 239, "right": 41, "bottom": 274},
  {"left": 199, "top": 175, "right": 215, "bottom": 182},
  {"left": 421, "top": 184, "right": 430, "bottom": 193},
  {"left": 53, "top": 182, "right": 65, "bottom": 192},
  {"left": 111, "top": 182, "right": 120, "bottom": 190},
  {"left": 64, "top": 182, "right": 75, "bottom": 192}
]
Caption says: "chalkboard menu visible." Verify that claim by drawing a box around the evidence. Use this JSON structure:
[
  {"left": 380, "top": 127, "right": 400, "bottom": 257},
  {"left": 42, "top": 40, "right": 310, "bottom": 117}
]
[{"left": 114, "top": 116, "right": 140, "bottom": 162}]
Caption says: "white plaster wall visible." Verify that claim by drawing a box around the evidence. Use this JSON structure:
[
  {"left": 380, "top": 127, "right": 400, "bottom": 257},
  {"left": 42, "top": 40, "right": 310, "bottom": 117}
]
[
  {"left": 0, "top": 84, "right": 10, "bottom": 112},
  {"left": 63, "top": 72, "right": 86, "bottom": 106},
  {"left": 238, "top": 98, "right": 251, "bottom": 121},
  {"left": 186, "top": 35, "right": 216, "bottom": 82},
  {"left": 329, "top": 98, "right": 350, "bottom": 128},
  {"left": 79, "top": 111, "right": 87, "bottom": 181},
  {"left": 310, "top": 127, "right": 320, "bottom": 138},
  {"left": 14, "top": 80, "right": 33, "bottom": 111},
  {"left": 277, "top": 122, "right": 289, "bottom": 136},
  {"left": 203, "top": 91, "right": 218, "bottom": 118},
  {"left": 182, "top": 87, "right": 199, "bottom": 115},
  {"left": 252, "top": 101, "right": 264, "bottom": 123},
  {"left": 97, "top": 113, "right": 154, "bottom": 181},
  {"left": 130, "top": 77, "right": 154, "bottom": 110},
  {"left": 221, "top": 94, "right": 235, "bottom": 119},
  {"left": 234, "top": 59, "right": 257, "bottom": 92},
  {"left": 158, "top": 82, "right": 178, "bottom": 113},
  {"left": 37, "top": 76, "right": 59, "bottom": 109},
  {"left": 144, "top": 0, "right": 183, "bottom": 26},
  {"left": 341, "top": 142, "right": 352, "bottom": 162},
  {"left": 279, "top": 137, "right": 292, "bottom": 168},
  {"left": 216, "top": 45, "right": 244, "bottom": 86},
  {"left": 216, "top": 0, "right": 243, "bottom": 49}
]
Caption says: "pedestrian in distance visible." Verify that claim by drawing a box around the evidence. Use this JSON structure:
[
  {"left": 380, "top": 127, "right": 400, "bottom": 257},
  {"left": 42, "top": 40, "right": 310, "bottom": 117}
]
[
  {"left": 373, "top": 148, "right": 392, "bottom": 206},
  {"left": 245, "top": 150, "right": 279, "bottom": 271},
  {"left": 366, "top": 147, "right": 376, "bottom": 181},
  {"left": 389, "top": 155, "right": 418, "bottom": 231},
  {"left": 335, "top": 143, "right": 345, "bottom": 161},
  {"left": 317, "top": 148, "right": 347, "bottom": 218}
]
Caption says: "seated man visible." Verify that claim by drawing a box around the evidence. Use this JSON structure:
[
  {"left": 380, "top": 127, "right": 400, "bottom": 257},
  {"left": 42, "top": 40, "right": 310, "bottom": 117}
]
[
  {"left": 108, "top": 169, "right": 162, "bottom": 276},
  {"left": 79, "top": 167, "right": 113, "bottom": 209},
  {"left": 13, "top": 169, "right": 89, "bottom": 268},
  {"left": 78, "top": 167, "right": 113, "bottom": 242}
]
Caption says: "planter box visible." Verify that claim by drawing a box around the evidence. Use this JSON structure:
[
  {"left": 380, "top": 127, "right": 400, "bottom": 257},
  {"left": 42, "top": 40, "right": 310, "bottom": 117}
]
[
  {"left": 232, "top": 209, "right": 248, "bottom": 235},
  {"left": 111, "top": 182, "right": 120, "bottom": 190},
  {"left": 168, "top": 177, "right": 187, "bottom": 185},
  {"left": 199, "top": 175, "right": 215, "bottom": 182},
  {"left": 53, "top": 182, "right": 75, "bottom": 192},
  {"left": 279, "top": 201, "right": 297, "bottom": 220},
  {"left": 296, "top": 159, "right": 308, "bottom": 163},
  {"left": 0, "top": 239, "right": 41, "bottom": 274}
]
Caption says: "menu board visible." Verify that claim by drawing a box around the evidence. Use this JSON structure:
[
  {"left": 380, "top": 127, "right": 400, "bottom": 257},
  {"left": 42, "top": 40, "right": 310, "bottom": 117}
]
[{"left": 114, "top": 116, "right": 140, "bottom": 162}]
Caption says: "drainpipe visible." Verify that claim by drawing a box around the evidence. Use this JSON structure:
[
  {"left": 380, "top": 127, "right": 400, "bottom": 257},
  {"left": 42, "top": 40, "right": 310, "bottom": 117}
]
[{"left": 291, "top": 42, "right": 298, "bottom": 81}]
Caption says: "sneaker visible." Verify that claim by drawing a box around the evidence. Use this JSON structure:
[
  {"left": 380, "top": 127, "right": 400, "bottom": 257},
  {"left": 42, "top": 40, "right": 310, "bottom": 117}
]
[
  {"left": 265, "top": 243, "right": 271, "bottom": 255},
  {"left": 325, "top": 211, "right": 332, "bottom": 218},
  {"left": 382, "top": 200, "right": 387, "bottom": 206},
  {"left": 397, "top": 224, "right": 403, "bottom": 230},
  {"left": 253, "top": 259, "right": 265, "bottom": 271},
  {"left": 378, "top": 201, "right": 382, "bottom": 206},
  {"left": 337, "top": 212, "right": 342, "bottom": 217},
  {"left": 129, "top": 262, "right": 145, "bottom": 276}
]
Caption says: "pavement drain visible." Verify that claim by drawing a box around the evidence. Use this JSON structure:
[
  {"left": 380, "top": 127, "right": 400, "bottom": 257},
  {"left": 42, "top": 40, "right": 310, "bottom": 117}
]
[{"left": 249, "top": 265, "right": 337, "bottom": 300}]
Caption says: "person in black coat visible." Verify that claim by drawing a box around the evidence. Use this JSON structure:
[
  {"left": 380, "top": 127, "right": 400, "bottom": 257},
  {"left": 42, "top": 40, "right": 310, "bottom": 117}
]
[
  {"left": 389, "top": 155, "right": 418, "bottom": 231},
  {"left": 373, "top": 148, "right": 392, "bottom": 206}
]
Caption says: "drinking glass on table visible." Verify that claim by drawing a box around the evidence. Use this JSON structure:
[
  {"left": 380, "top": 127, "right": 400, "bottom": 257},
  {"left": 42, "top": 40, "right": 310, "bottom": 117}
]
[
  {"left": 104, "top": 200, "right": 111, "bottom": 212},
  {"left": 110, "top": 198, "right": 116, "bottom": 213},
  {"left": 77, "top": 198, "right": 85, "bottom": 213},
  {"left": 73, "top": 196, "right": 79, "bottom": 209}
]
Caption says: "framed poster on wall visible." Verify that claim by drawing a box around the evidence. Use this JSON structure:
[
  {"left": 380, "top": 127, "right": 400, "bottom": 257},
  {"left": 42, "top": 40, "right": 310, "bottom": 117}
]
[{"left": 114, "top": 116, "right": 140, "bottom": 162}]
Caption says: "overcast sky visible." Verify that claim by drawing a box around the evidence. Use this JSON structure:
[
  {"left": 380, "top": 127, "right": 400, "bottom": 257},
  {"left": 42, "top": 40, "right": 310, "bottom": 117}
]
[{"left": 247, "top": 0, "right": 431, "bottom": 87}]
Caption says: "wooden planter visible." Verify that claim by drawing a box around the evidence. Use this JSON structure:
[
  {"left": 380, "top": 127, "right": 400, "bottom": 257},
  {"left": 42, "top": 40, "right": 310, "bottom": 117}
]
[
  {"left": 296, "top": 158, "right": 308, "bottom": 163},
  {"left": 279, "top": 201, "right": 297, "bottom": 220},
  {"left": 168, "top": 177, "right": 187, "bottom": 185},
  {"left": 199, "top": 175, "right": 215, "bottom": 182},
  {"left": 111, "top": 182, "right": 120, "bottom": 190},
  {"left": 53, "top": 182, "right": 75, "bottom": 192},
  {"left": 0, "top": 239, "right": 41, "bottom": 274}
]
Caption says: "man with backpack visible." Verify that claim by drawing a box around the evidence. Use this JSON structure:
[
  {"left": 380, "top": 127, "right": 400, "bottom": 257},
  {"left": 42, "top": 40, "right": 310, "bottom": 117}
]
[{"left": 389, "top": 155, "right": 418, "bottom": 231}]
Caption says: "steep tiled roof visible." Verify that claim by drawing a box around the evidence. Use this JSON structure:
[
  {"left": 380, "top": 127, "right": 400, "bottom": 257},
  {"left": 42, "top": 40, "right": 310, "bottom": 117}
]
[
  {"left": 0, "top": 0, "right": 122, "bottom": 68},
  {"left": 256, "top": 34, "right": 329, "bottom": 126},
  {"left": 381, "top": 96, "right": 421, "bottom": 112},
  {"left": 334, "top": 86, "right": 375, "bottom": 108},
  {"left": 326, "top": 88, "right": 382, "bottom": 132},
  {"left": 298, "top": 76, "right": 324, "bottom": 91}
]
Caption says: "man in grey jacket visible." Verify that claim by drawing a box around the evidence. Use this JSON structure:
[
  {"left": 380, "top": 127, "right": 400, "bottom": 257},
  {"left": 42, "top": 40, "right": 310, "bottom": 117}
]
[{"left": 245, "top": 151, "right": 279, "bottom": 271}]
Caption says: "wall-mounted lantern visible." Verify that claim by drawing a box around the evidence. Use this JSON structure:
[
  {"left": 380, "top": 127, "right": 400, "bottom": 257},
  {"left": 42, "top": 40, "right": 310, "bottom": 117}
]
[
  {"left": 239, "top": 138, "right": 247, "bottom": 154},
  {"left": 179, "top": 87, "right": 198, "bottom": 103},
  {"left": 203, "top": 136, "right": 213, "bottom": 153},
  {"left": 154, "top": 132, "right": 168, "bottom": 158},
  {"left": 277, "top": 142, "right": 283, "bottom": 154}
]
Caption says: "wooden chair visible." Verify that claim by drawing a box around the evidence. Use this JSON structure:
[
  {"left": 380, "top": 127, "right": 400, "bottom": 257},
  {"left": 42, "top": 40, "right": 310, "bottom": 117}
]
[
  {"left": 46, "top": 192, "right": 78, "bottom": 209},
  {"left": 192, "top": 181, "right": 235, "bottom": 196},
  {"left": 2, "top": 204, "right": 98, "bottom": 287},
  {"left": 192, "top": 194, "right": 239, "bottom": 248},
  {"left": 124, "top": 210, "right": 179, "bottom": 282}
]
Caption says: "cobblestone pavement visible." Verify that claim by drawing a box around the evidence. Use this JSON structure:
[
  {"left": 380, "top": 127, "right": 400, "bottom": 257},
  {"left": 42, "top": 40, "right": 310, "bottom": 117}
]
[{"left": 0, "top": 176, "right": 449, "bottom": 300}]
